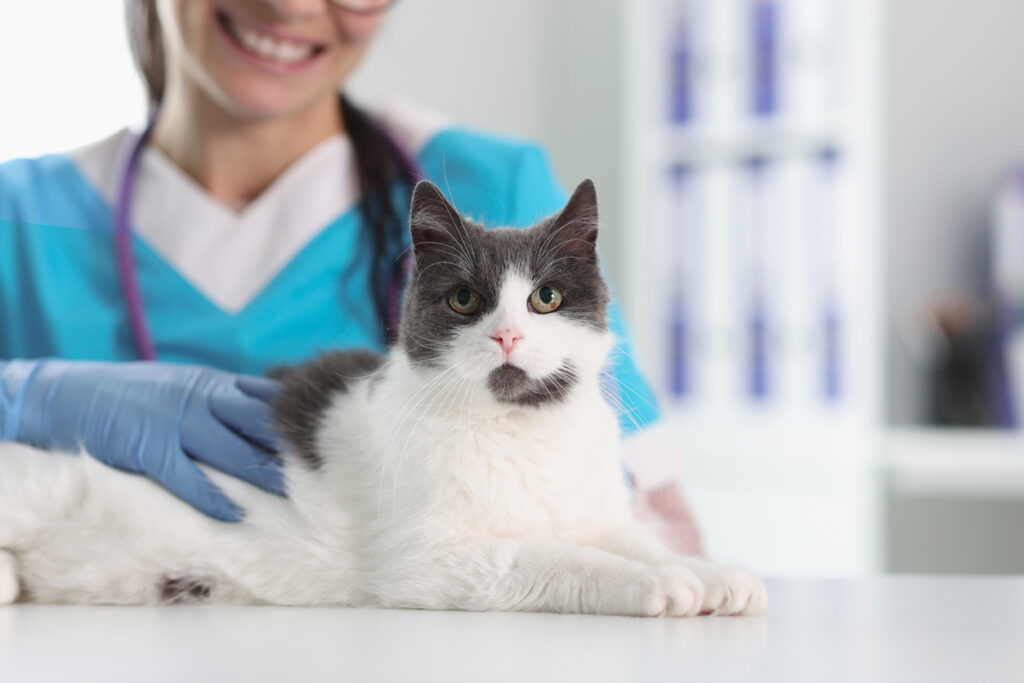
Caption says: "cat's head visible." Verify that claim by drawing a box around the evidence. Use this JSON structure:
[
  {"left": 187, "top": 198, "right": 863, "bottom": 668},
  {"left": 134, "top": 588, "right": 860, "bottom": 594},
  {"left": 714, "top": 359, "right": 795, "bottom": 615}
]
[{"left": 399, "top": 179, "right": 612, "bottom": 408}]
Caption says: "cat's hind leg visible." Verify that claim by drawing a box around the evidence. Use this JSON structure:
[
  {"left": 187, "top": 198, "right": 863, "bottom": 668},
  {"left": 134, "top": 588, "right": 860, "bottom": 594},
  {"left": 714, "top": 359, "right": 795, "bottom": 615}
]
[{"left": 0, "top": 550, "right": 20, "bottom": 605}]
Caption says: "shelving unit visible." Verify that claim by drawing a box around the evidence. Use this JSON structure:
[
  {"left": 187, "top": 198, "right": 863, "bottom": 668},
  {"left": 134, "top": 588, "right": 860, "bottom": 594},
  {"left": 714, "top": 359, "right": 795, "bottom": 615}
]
[
  {"left": 887, "top": 429, "right": 1024, "bottom": 499},
  {"left": 621, "top": 0, "right": 884, "bottom": 576}
]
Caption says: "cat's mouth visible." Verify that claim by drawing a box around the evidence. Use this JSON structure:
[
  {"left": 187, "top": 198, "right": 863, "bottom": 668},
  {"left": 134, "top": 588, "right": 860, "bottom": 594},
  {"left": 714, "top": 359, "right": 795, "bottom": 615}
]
[{"left": 486, "top": 362, "right": 578, "bottom": 407}]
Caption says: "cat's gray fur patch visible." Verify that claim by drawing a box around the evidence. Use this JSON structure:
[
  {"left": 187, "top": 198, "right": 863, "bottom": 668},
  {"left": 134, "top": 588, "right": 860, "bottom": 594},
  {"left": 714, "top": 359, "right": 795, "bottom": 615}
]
[
  {"left": 159, "top": 576, "right": 212, "bottom": 604},
  {"left": 272, "top": 350, "right": 384, "bottom": 469},
  {"left": 487, "top": 361, "right": 579, "bottom": 407},
  {"left": 400, "top": 180, "right": 608, "bottom": 368}
]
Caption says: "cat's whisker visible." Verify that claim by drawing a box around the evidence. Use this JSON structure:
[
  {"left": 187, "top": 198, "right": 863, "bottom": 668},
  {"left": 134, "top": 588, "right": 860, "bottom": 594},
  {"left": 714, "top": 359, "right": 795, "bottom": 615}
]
[
  {"left": 536, "top": 214, "right": 593, "bottom": 262},
  {"left": 379, "top": 390, "right": 450, "bottom": 522},
  {"left": 413, "top": 260, "right": 473, "bottom": 284},
  {"left": 417, "top": 205, "right": 476, "bottom": 266},
  {"left": 535, "top": 254, "right": 594, "bottom": 278},
  {"left": 596, "top": 383, "right": 647, "bottom": 436},
  {"left": 412, "top": 256, "right": 469, "bottom": 281},
  {"left": 439, "top": 163, "right": 477, "bottom": 262},
  {"left": 436, "top": 173, "right": 477, "bottom": 265},
  {"left": 376, "top": 363, "right": 461, "bottom": 522},
  {"left": 401, "top": 332, "right": 452, "bottom": 354},
  {"left": 379, "top": 364, "right": 461, "bottom": 471},
  {"left": 377, "top": 363, "right": 458, "bottom": 468},
  {"left": 406, "top": 239, "right": 461, "bottom": 258},
  {"left": 410, "top": 252, "right": 462, "bottom": 275},
  {"left": 611, "top": 382, "right": 661, "bottom": 418},
  {"left": 599, "top": 355, "right": 663, "bottom": 415},
  {"left": 400, "top": 333, "right": 444, "bottom": 349},
  {"left": 386, "top": 367, "right": 467, "bottom": 524}
]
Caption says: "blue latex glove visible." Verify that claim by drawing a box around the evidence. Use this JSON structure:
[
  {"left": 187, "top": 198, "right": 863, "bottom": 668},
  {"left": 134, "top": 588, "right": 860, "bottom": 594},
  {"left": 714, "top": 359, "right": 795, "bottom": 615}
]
[{"left": 0, "top": 359, "right": 285, "bottom": 522}]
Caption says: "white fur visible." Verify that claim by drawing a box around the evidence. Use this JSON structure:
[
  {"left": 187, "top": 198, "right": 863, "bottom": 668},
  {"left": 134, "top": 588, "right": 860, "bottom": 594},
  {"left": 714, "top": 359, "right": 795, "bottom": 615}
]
[
  {"left": 0, "top": 272, "right": 766, "bottom": 616},
  {"left": 0, "top": 550, "right": 18, "bottom": 604}
]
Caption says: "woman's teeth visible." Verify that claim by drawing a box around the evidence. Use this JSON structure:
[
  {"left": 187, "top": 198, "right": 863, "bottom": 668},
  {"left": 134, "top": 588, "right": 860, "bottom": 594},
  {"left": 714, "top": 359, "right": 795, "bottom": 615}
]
[{"left": 224, "top": 16, "right": 319, "bottom": 63}]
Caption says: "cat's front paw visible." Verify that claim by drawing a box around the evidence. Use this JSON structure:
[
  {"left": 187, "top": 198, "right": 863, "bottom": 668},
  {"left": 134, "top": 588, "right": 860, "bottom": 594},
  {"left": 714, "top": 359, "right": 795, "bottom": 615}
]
[
  {"left": 721, "top": 567, "right": 768, "bottom": 615},
  {"left": 650, "top": 565, "right": 705, "bottom": 617},
  {"left": 595, "top": 565, "right": 703, "bottom": 617},
  {"left": 692, "top": 563, "right": 767, "bottom": 616}
]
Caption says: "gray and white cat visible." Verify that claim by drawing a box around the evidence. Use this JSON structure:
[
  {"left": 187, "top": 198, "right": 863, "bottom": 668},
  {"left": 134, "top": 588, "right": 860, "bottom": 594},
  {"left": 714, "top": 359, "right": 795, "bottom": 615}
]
[{"left": 0, "top": 180, "right": 766, "bottom": 616}]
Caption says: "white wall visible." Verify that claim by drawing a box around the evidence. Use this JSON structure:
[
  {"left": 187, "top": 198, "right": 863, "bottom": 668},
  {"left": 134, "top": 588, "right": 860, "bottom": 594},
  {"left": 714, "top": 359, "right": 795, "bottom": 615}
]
[
  {"left": 0, "top": 3, "right": 147, "bottom": 160},
  {"left": 350, "top": 0, "right": 628, "bottom": 282}
]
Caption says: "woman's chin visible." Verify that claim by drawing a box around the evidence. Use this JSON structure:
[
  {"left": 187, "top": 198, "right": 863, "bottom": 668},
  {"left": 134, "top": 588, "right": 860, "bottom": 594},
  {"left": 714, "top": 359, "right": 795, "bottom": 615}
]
[{"left": 207, "top": 78, "right": 327, "bottom": 121}]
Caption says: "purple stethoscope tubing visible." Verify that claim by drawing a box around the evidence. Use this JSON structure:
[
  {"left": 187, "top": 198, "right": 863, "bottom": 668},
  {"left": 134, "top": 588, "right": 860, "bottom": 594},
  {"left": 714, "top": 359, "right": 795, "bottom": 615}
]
[
  {"left": 114, "top": 110, "right": 160, "bottom": 361},
  {"left": 114, "top": 106, "right": 421, "bottom": 361}
]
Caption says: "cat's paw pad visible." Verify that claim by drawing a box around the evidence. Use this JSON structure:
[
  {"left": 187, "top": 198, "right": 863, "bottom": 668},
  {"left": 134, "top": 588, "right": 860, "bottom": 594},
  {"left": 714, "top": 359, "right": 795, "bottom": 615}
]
[
  {"left": 651, "top": 565, "right": 704, "bottom": 617},
  {"left": 0, "top": 550, "right": 19, "bottom": 605}
]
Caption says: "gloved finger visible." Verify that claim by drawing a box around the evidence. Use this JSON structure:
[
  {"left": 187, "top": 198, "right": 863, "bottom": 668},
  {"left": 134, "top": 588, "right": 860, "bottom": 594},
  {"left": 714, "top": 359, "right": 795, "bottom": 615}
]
[
  {"left": 208, "top": 390, "right": 280, "bottom": 452},
  {"left": 181, "top": 418, "right": 287, "bottom": 497},
  {"left": 151, "top": 449, "right": 246, "bottom": 523},
  {"left": 236, "top": 375, "right": 281, "bottom": 403}
]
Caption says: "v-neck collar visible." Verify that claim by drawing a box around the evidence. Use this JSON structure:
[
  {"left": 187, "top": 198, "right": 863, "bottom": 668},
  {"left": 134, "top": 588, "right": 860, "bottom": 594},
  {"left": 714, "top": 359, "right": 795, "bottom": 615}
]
[
  {"left": 141, "top": 132, "right": 352, "bottom": 223},
  {"left": 130, "top": 131, "right": 359, "bottom": 314},
  {"left": 68, "top": 98, "right": 454, "bottom": 315}
]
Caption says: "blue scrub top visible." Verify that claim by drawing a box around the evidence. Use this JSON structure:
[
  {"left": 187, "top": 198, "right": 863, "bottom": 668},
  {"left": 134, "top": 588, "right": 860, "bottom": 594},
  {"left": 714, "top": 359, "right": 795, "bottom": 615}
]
[{"left": 0, "top": 105, "right": 660, "bottom": 435}]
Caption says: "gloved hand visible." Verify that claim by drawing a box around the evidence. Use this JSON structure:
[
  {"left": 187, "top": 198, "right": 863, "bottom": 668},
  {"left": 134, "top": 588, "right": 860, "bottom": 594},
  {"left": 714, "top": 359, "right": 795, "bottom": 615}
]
[{"left": 0, "top": 359, "right": 285, "bottom": 522}]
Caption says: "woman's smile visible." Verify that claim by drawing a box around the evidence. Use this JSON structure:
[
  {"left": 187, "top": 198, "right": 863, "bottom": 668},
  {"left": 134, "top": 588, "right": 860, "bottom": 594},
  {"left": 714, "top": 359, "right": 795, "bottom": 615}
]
[
  {"left": 215, "top": 8, "right": 330, "bottom": 72},
  {"left": 154, "top": 0, "right": 386, "bottom": 119}
]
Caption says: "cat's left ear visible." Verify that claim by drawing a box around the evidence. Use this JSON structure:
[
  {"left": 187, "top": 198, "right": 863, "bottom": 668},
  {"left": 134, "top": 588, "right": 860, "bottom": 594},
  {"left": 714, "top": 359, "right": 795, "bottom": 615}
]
[{"left": 548, "top": 179, "right": 599, "bottom": 263}]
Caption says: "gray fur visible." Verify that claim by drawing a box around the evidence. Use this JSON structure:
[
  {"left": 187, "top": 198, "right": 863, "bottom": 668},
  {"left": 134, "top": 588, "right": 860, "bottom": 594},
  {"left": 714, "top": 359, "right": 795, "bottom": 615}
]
[
  {"left": 159, "top": 576, "right": 212, "bottom": 604},
  {"left": 400, "top": 179, "right": 609, "bottom": 368},
  {"left": 272, "top": 350, "right": 384, "bottom": 469},
  {"left": 487, "top": 361, "right": 579, "bottom": 407}
]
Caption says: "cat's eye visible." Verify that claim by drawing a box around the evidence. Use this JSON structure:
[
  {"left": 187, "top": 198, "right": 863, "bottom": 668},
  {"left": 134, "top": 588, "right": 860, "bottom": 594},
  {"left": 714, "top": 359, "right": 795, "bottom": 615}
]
[
  {"left": 530, "top": 285, "right": 563, "bottom": 314},
  {"left": 448, "top": 287, "right": 482, "bottom": 315}
]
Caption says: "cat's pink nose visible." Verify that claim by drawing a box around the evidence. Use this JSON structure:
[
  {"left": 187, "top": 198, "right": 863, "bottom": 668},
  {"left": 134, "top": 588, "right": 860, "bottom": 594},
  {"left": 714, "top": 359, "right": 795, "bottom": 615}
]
[{"left": 491, "top": 329, "right": 524, "bottom": 355}]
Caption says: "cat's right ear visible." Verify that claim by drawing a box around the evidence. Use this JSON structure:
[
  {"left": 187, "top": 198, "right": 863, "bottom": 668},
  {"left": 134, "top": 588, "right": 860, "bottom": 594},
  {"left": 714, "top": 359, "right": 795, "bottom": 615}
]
[
  {"left": 546, "top": 178, "right": 600, "bottom": 264},
  {"left": 409, "top": 181, "right": 464, "bottom": 259}
]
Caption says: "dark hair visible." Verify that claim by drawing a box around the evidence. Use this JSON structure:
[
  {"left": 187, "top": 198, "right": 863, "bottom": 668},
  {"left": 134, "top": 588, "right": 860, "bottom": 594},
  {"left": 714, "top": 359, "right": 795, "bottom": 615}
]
[{"left": 124, "top": 0, "right": 415, "bottom": 342}]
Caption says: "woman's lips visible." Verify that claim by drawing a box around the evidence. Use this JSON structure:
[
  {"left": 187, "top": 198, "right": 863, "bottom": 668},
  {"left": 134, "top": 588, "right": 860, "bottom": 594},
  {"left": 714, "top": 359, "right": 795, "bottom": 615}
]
[{"left": 215, "top": 9, "right": 329, "bottom": 71}]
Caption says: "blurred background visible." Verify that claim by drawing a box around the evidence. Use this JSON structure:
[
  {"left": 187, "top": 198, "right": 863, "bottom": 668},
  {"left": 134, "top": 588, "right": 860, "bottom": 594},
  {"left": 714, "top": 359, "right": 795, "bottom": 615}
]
[{"left": 4, "top": 0, "right": 1024, "bottom": 577}]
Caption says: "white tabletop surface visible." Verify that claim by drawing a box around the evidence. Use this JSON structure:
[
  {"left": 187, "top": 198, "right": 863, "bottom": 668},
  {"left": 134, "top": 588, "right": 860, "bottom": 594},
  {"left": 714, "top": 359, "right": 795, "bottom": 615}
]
[{"left": 1, "top": 577, "right": 1022, "bottom": 683}]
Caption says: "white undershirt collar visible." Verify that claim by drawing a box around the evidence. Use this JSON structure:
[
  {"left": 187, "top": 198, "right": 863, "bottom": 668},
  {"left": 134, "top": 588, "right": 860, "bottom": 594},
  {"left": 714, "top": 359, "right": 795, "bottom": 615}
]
[{"left": 132, "top": 133, "right": 359, "bottom": 313}]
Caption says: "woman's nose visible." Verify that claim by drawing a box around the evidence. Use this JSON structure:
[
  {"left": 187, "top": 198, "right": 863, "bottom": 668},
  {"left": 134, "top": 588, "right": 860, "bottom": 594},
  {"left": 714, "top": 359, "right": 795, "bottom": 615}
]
[{"left": 260, "top": 0, "right": 331, "bottom": 20}]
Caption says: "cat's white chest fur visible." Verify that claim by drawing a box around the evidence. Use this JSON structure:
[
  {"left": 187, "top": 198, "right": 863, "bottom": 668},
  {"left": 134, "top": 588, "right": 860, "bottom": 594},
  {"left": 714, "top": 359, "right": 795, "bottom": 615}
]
[
  {"left": 320, "top": 353, "right": 630, "bottom": 551},
  {"left": 431, "top": 404, "right": 628, "bottom": 541}
]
